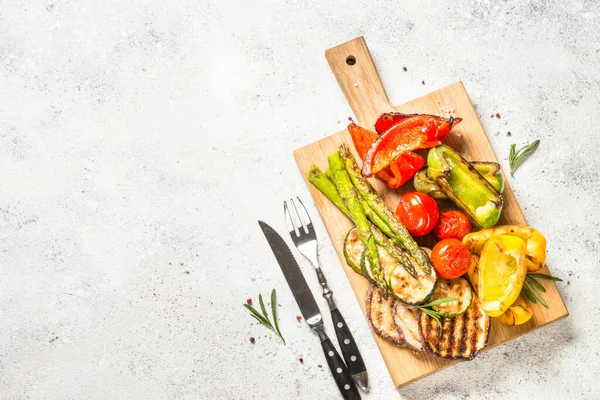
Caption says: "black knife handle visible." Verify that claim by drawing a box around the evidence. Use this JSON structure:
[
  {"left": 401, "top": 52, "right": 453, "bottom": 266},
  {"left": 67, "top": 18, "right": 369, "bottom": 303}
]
[
  {"left": 330, "top": 308, "right": 367, "bottom": 378},
  {"left": 320, "top": 337, "right": 361, "bottom": 400}
]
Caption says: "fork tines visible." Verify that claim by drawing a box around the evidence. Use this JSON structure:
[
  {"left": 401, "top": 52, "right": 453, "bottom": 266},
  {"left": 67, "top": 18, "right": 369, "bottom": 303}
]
[{"left": 284, "top": 197, "right": 315, "bottom": 239}]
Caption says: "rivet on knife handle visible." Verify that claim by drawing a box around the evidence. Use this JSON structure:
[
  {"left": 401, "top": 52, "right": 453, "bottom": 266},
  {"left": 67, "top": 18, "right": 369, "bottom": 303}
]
[
  {"left": 330, "top": 308, "right": 368, "bottom": 391},
  {"left": 316, "top": 328, "right": 361, "bottom": 400}
]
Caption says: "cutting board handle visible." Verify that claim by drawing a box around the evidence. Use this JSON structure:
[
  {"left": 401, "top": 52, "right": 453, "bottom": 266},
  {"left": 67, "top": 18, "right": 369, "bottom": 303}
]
[{"left": 325, "top": 36, "right": 391, "bottom": 127}]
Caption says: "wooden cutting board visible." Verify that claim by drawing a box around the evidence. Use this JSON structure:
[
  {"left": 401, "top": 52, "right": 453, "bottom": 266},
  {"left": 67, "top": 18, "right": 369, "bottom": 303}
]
[{"left": 293, "top": 37, "right": 568, "bottom": 387}]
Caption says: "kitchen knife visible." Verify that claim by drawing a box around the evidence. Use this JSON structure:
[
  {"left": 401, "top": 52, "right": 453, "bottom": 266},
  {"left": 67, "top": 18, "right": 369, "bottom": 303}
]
[{"left": 258, "top": 221, "right": 361, "bottom": 400}]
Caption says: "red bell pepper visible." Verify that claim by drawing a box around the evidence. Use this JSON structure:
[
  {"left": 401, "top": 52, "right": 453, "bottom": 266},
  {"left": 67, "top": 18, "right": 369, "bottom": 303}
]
[
  {"left": 374, "top": 112, "right": 416, "bottom": 134},
  {"left": 362, "top": 114, "right": 461, "bottom": 177},
  {"left": 347, "top": 122, "right": 424, "bottom": 188}
]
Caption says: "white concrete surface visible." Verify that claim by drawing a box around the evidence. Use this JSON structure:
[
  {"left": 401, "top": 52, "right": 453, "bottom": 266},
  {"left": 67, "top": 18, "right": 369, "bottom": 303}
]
[{"left": 1, "top": 0, "right": 599, "bottom": 399}]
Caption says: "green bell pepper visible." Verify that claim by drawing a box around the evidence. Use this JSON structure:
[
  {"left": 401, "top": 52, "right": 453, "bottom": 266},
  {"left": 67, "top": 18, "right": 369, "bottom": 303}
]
[
  {"left": 414, "top": 161, "right": 505, "bottom": 200},
  {"left": 427, "top": 145, "right": 504, "bottom": 228}
]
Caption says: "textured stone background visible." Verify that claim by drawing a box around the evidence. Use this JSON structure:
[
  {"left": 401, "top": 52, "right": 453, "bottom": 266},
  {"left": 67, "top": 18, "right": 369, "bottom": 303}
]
[{"left": 1, "top": 0, "right": 599, "bottom": 399}]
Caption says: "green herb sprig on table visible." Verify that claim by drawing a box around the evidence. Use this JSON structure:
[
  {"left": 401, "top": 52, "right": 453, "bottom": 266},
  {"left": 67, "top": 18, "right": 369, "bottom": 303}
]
[
  {"left": 243, "top": 289, "right": 285, "bottom": 344},
  {"left": 416, "top": 297, "right": 459, "bottom": 338},
  {"left": 509, "top": 139, "right": 540, "bottom": 176},
  {"left": 521, "top": 273, "right": 562, "bottom": 308}
]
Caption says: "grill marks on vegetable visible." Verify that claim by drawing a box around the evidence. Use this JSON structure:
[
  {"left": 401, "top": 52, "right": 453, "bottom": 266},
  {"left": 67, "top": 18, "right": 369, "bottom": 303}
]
[
  {"left": 419, "top": 294, "right": 490, "bottom": 360},
  {"left": 367, "top": 277, "right": 489, "bottom": 360}
]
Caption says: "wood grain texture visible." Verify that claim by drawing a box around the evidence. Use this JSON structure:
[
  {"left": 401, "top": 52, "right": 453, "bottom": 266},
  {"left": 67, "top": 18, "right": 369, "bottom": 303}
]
[
  {"left": 293, "top": 38, "right": 569, "bottom": 388},
  {"left": 325, "top": 37, "right": 391, "bottom": 127}
]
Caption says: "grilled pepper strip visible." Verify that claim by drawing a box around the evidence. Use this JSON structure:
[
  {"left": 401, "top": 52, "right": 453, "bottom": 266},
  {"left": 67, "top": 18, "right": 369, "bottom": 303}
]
[
  {"left": 348, "top": 122, "right": 424, "bottom": 188},
  {"left": 362, "top": 114, "right": 462, "bottom": 177},
  {"left": 307, "top": 165, "right": 418, "bottom": 278},
  {"left": 462, "top": 225, "right": 546, "bottom": 272},
  {"left": 340, "top": 145, "right": 432, "bottom": 275},
  {"left": 427, "top": 145, "right": 503, "bottom": 229},
  {"left": 328, "top": 151, "right": 388, "bottom": 293},
  {"left": 414, "top": 162, "right": 505, "bottom": 200},
  {"left": 374, "top": 112, "right": 416, "bottom": 134}
]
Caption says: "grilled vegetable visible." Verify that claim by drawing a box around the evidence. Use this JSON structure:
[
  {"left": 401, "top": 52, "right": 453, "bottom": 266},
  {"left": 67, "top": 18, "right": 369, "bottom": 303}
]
[
  {"left": 413, "top": 169, "right": 447, "bottom": 199},
  {"left": 361, "top": 250, "right": 378, "bottom": 285},
  {"left": 430, "top": 278, "right": 473, "bottom": 317},
  {"left": 343, "top": 228, "right": 363, "bottom": 274},
  {"left": 340, "top": 145, "right": 433, "bottom": 275},
  {"left": 374, "top": 112, "right": 415, "bottom": 134},
  {"left": 349, "top": 120, "right": 424, "bottom": 188},
  {"left": 329, "top": 151, "right": 387, "bottom": 292},
  {"left": 419, "top": 294, "right": 490, "bottom": 360},
  {"left": 431, "top": 239, "right": 472, "bottom": 280},
  {"left": 308, "top": 166, "right": 418, "bottom": 278},
  {"left": 362, "top": 244, "right": 438, "bottom": 305},
  {"left": 472, "top": 162, "right": 505, "bottom": 193},
  {"left": 363, "top": 114, "right": 462, "bottom": 177},
  {"left": 395, "top": 192, "right": 440, "bottom": 237},
  {"left": 386, "top": 252, "right": 438, "bottom": 306},
  {"left": 427, "top": 145, "right": 503, "bottom": 229},
  {"left": 478, "top": 235, "right": 527, "bottom": 317},
  {"left": 434, "top": 210, "right": 472, "bottom": 241},
  {"left": 462, "top": 225, "right": 546, "bottom": 272},
  {"left": 367, "top": 285, "right": 404, "bottom": 345},
  {"left": 496, "top": 294, "right": 533, "bottom": 326},
  {"left": 392, "top": 302, "right": 424, "bottom": 351},
  {"left": 414, "top": 162, "right": 504, "bottom": 200}
]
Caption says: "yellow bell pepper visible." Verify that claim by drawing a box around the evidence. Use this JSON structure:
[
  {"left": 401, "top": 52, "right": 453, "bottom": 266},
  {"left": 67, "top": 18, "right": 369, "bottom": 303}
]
[
  {"left": 469, "top": 255, "right": 533, "bottom": 325},
  {"left": 477, "top": 235, "right": 527, "bottom": 317},
  {"left": 462, "top": 225, "right": 546, "bottom": 272},
  {"left": 496, "top": 294, "right": 533, "bottom": 326}
]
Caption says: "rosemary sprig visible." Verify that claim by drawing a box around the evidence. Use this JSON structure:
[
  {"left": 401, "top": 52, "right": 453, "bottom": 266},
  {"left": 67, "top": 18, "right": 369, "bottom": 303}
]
[
  {"left": 508, "top": 139, "right": 540, "bottom": 176},
  {"left": 243, "top": 289, "right": 286, "bottom": 344},
  {"left": 416, "top": 297, "right": 459, "bottom": 338},
  {"left": 521, "top": 273, "right": 562, "bottom": 308}
]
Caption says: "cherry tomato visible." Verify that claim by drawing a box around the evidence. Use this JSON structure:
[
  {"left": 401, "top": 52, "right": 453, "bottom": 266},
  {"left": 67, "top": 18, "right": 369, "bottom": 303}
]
[
  {"left": 430, "top": 238, "right": 471, "bottom": 279},
  {"left": 395, "top": 192, "right": 439, "bottom": 236},
  {"left": 434, "top": 210, "right": 472, "bottom": 240}
]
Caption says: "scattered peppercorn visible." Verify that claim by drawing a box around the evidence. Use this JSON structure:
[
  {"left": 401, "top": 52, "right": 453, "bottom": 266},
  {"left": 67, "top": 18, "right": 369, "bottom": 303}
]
[
  {"left": 506, "top": 131, "right": 511, "bottom": 137},
  {"left": 421, "top": 80, "right": 425, "bottom": 85},
  {"left": 250, "top": 337, "right": 255, "bottom": 344},
  {"left": 541, "top": 170, "right": 545, "bottom": 173},
  {"left": 403, "top": 66, "right": 407, "bottom": 71},
  {"left": 496, "top": 113, "right": 501, "bottom": 118},
  {"left": 299, "top": 358, "right": 304, "bottom": 364},
  {"left": 317, "top": 364, "right": 323, "bottom": 368},
  {"left": 490, "top": 114, "right": 494, "bottom": 118},
  {"left": 246, "top": 298, "right": 252, "bottom": 305},
  {"left": 296, "top": 315, "right": 302, "bottom": 322}
]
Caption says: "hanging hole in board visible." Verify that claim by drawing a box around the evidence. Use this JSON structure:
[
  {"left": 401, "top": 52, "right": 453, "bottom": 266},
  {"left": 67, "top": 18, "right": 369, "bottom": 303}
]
[{"left": 346, "top": 55, "right": 356, "bottom": 66}]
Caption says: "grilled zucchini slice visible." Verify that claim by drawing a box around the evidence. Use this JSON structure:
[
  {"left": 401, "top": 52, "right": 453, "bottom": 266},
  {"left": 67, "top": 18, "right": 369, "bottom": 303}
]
[
  {"left": 363, "top": 245, "right": 437, "bottom": 304},
  {"left": 366, "top": 285, "right": 404, "bottom": 345},
  {"left": 431, "top": 278, "right": 473, "bottom": 317},
  {"left": 360, "top": 251, "right": 379, "bottom": 285},
  {"left": 343, "top": 228, "right": 363, "bottom": 274},
  {"left": 387, "top": 253, "right": 437, "bottom": 305},
  {"left": 419, "top": 293, "right": 490, "bottom": 360}
]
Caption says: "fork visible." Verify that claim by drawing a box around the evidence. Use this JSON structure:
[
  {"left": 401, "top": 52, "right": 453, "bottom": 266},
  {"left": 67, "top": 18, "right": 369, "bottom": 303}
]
[{"left": 285, "top": 197, "right": 369, "bottom": 392}]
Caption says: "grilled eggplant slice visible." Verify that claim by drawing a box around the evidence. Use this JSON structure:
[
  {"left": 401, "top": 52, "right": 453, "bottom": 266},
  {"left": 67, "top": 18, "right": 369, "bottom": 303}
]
[
  {"left": 431, "top": 278, "right": 473, "bottom": 317},
  {"left": 419, "top": 294, "right": 490, "bottom": 360},
  {"left": 366, "top": 285, "right": 404, "bottom": 345},
  {"left": 343, "top": 228, "right": 363, "bottom": 274},
  {"left": 392, "top": 302, "right": 424, "bottom": 351}
]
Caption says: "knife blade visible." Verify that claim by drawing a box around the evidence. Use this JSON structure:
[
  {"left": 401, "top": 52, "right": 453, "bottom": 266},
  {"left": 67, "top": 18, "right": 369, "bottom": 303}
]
[{"left": 258, "top": 221, "right": 360, "bottom": 400}]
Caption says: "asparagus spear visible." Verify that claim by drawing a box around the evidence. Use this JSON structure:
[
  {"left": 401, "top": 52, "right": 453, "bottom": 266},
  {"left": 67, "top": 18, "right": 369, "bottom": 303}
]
[
  {"left": 328, "top": 151, "right": 388, "bottom": 293},
  {"left": 339, "top": 144, "right": 433, "bottom": 274},
  {"left": 308, "top": 165, "right": 418, "bottom": 278}
]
